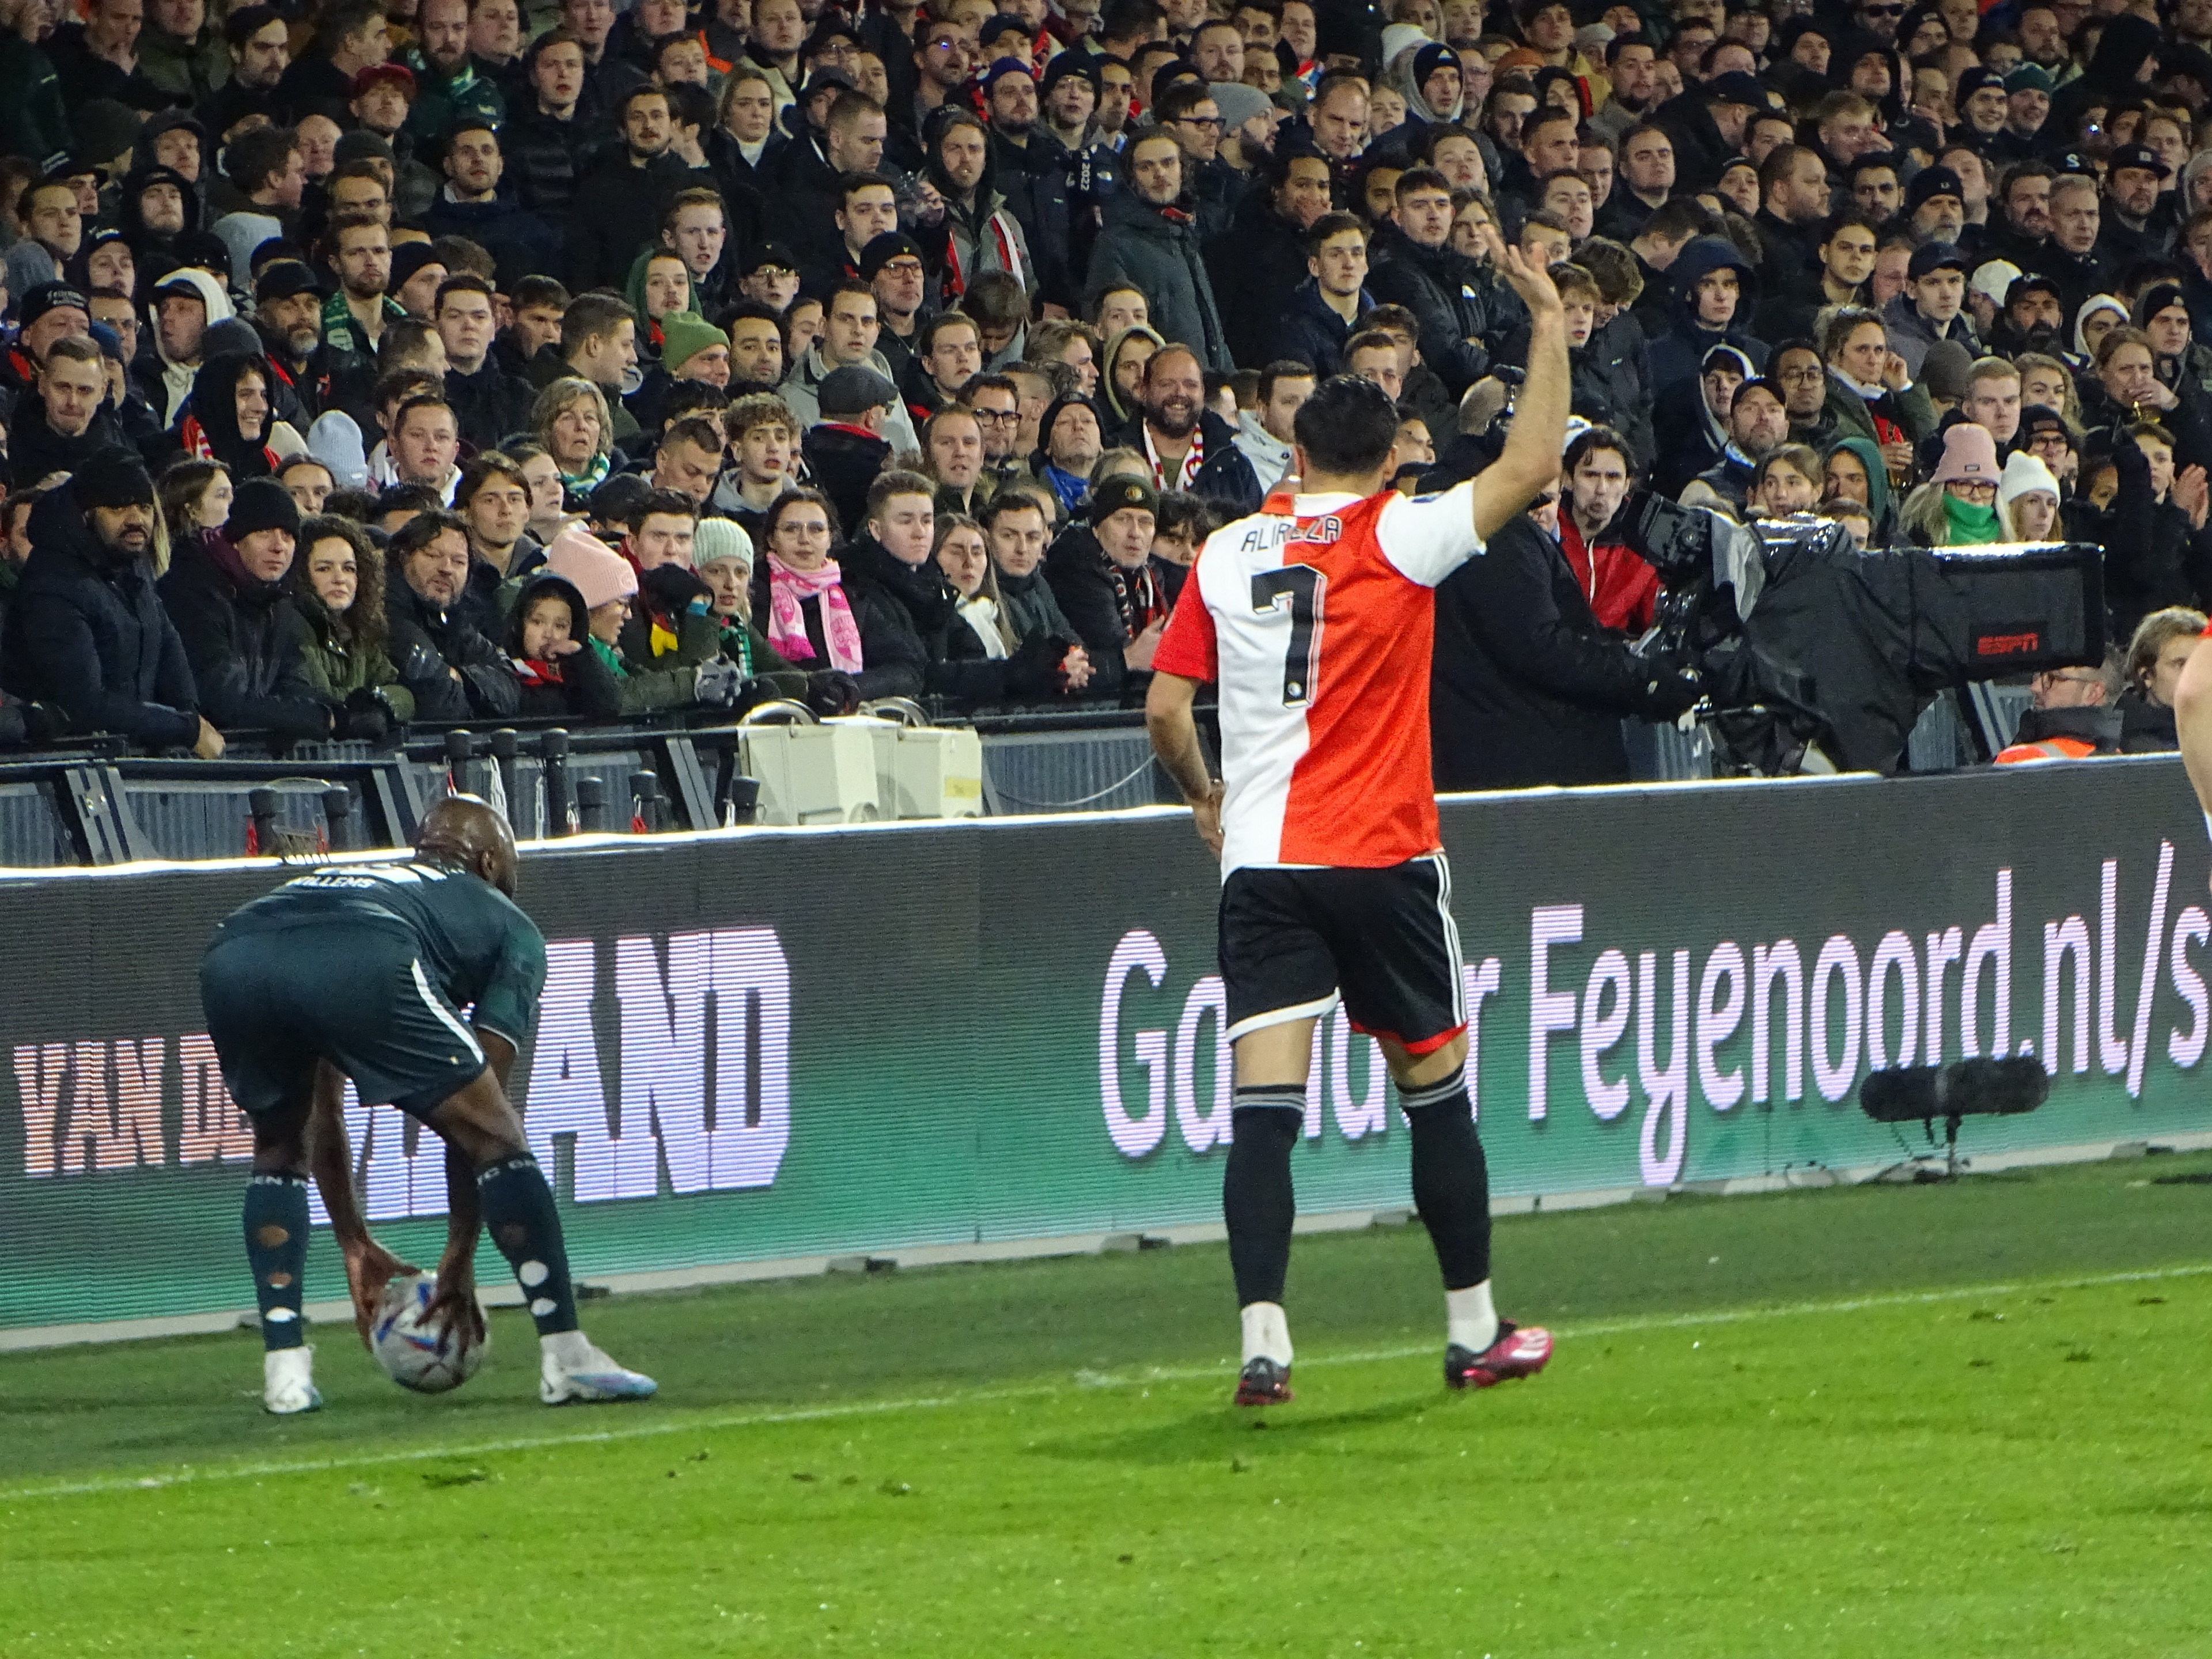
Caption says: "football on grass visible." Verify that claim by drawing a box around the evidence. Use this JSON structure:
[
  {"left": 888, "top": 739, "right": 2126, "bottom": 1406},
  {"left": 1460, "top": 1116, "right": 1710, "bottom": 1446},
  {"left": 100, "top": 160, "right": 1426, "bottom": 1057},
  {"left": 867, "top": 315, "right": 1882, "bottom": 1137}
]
[{"left": 371, "top": 1274, "right": 484, "bottom": 1394}]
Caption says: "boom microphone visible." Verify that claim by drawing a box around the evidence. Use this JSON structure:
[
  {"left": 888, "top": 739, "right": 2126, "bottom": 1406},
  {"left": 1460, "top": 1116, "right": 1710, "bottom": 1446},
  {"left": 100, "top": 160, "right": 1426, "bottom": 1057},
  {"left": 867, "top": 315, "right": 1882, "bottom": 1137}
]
[{"left": 1859, "top": 1058, "right": 2050, "bottom": 1123}]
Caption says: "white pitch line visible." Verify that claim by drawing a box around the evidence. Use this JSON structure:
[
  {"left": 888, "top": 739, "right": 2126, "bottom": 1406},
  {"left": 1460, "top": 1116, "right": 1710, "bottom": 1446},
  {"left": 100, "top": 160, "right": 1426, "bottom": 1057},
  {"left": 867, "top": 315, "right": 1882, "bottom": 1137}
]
[{"left": 6, "top": 1260, "right": 2206, "bottom": 1506}]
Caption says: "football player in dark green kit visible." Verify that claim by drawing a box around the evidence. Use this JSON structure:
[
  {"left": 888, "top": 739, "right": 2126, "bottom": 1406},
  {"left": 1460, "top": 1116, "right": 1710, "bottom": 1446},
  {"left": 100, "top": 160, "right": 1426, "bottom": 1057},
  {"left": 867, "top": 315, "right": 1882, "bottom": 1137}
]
[{"left": 202, "top": 795, "right": 656, "bottom": 1412}]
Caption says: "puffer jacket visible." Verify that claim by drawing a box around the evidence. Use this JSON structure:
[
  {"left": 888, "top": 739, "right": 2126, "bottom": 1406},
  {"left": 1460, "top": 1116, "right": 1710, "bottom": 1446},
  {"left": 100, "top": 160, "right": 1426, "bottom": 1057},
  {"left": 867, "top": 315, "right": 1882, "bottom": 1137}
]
[{"left": 0, "top": 484, "right": 200, "bottom": 747}]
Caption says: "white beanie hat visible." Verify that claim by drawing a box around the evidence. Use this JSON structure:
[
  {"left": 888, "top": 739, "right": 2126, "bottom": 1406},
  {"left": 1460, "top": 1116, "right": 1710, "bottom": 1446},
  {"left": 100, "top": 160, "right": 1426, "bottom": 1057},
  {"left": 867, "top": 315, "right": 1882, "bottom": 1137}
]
[
  {"left": 694, "top": 516, "right": 753, "bottom": 570},
  {"left": 1998, "top": 448, "right": 2061, "bottom": 514}
]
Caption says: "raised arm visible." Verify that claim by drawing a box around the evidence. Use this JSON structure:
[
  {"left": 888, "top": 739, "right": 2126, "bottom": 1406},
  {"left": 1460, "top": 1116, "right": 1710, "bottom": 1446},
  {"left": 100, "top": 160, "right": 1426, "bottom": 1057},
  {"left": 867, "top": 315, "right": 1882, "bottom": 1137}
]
[{"left": 1469, "top": 246, "right": 1570, "bottom": 545}]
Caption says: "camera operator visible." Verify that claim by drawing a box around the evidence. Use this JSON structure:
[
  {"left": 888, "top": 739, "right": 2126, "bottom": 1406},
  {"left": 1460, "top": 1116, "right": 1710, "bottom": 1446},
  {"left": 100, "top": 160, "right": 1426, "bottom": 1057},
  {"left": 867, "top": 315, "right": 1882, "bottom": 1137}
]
[{"left": 1431, "top": 427, "right": 1700, "bottom": 790}]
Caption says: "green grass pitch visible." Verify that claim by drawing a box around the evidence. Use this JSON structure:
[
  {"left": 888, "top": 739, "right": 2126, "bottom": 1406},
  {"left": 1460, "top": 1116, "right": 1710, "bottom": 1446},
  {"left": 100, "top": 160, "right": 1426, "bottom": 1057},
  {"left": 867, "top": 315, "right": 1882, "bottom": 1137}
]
[{"left": 5, "top": 1154, "right": 2211, "bottom": 1657}]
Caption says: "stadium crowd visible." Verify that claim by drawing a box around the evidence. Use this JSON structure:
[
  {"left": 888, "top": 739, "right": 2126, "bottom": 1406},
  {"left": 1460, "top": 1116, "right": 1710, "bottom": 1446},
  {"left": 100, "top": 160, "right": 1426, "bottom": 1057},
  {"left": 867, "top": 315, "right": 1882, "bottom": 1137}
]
[{"left": 0, "top": 0, "right": 2198, "bottom": 776}]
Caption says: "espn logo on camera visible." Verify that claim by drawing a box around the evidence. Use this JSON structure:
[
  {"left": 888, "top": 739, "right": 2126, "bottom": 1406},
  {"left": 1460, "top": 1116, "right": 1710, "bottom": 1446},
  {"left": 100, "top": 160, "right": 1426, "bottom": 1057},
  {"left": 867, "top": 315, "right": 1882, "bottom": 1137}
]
[{"left": 1972, "top": 625, "right": 2045, "bottom": 658}]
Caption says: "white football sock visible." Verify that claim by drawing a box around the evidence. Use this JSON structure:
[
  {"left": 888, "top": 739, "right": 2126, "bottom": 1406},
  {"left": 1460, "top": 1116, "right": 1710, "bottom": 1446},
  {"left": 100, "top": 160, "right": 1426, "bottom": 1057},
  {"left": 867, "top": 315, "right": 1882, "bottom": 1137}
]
[
  {"left": 1446, "top": 1282, "right": 1498, "bottom": 1354},
  {"left": 1240, "top": 1301, "right": 1293, "bottom": 1366},
  {"left": 542, "top": 1328, "right": 592, "bottom": 1366}
]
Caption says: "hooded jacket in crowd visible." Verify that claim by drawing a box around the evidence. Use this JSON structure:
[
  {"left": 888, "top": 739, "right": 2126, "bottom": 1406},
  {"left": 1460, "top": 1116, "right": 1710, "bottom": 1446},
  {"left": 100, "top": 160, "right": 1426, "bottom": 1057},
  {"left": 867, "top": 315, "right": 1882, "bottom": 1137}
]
[
  {"left": 1, "top": 479, "right": 202, "bottom": 748},
  {"left": 1646, "top": 237, "right": 1768, "bottom": 398},
  {"left": 505, "top": 574, "right": 626, "bottom": 720}
]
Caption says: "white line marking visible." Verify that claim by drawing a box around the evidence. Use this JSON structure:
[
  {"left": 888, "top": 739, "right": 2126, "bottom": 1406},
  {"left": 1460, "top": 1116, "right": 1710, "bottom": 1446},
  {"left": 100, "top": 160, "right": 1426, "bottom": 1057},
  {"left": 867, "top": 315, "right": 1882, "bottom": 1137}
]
[{"left": 6, "top": 1260, "right": 2205, "bottom": 1505}]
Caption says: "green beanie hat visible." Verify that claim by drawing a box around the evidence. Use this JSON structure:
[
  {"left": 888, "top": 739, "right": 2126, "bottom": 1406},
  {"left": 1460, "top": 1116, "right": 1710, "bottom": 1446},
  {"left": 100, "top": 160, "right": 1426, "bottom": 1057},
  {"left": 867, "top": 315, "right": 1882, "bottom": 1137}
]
[{"left": 659, "top": 312, "right": 729, "bottom": 377}]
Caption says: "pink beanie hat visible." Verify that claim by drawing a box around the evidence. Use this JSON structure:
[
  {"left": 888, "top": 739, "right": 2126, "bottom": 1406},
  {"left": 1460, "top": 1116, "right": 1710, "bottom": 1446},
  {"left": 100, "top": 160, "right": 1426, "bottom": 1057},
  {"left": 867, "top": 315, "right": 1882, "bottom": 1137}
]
[{"left": 544, "top": 525, "right": 638, "bottom": 611}]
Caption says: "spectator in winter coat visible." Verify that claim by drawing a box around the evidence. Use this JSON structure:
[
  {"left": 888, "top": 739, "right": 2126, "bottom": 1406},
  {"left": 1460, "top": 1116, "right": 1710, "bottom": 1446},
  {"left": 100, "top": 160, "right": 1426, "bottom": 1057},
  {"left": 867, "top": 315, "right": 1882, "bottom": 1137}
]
[
  {"left": 1234, "top": 362, "right": 1312, "bottom": 494},
  {"left": 1, "top": 447, "right": 223, "bottom": 755},
  {"left": 1558, "top": 427, "right": 1657, "bottom": 633},
  {"left": 801, "top": 364, "right": 900, "bottom": 539},
  {"left": 1206, "top": 148, "right": 1336, "bottom": 370},
  {"left": 1430, "top": 507, "right": 1698, "bottom": 791},
  {"left": 159, "top": 479, "right": 333, "bottom": 742},
  {"left": 924, "top": 108, "right": 1039, "bottom": 307},
  {"left": 1820, "top": 304, "right": 1939, "bottom": 480},
  {"left": 1365, "top": 169, "right": 1492, "bottom": 396},
  {"left": 505, "top": 570, "right": 624, "bottom": 718},
  {"left": 1882, "top": 241, "right": 1981, "bottom": 378},
  {"left": 384, "top": 505, "right": 521, "bottom": 720},
  {"left": 1113, "top": 343, "right": 1262, "bottom": 514},
  {"left": 748, "top": 487, "right": 925, "bottom": 707},
  {"left": 1084, "top": 129, "right": 1233, "bottom": 373},
  {"left": 1043, "top": 474, "right": 1171, "bottom": 706},
  {"left": 1270, "top": 211, "right": 1375, "bottom": 379},
  {"left": 435, "top": 274, "right": 535, "bottom": 452},
  {"left": 10, "top": 336, "right": 130, "bottom": 488},
  {"left": 539, "top": 522, "right": 740, "bottom": 714},
  {"left": 289, "top": 515, "right": 415, "bottom": 742},
  {"left": 1645, "top": 234, "right": 1767, "bottom": 399},
  {"left": 979, "top": 492, "right": 1091, "bottom": 682}
]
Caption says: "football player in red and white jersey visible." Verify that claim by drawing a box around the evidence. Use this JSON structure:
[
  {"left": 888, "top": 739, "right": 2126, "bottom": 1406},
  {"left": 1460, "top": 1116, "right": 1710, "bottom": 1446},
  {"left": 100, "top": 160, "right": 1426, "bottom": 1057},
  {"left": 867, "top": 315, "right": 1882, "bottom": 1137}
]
[{"left": 1145, "top": 244, "right": 1570, "bottom": 1406}]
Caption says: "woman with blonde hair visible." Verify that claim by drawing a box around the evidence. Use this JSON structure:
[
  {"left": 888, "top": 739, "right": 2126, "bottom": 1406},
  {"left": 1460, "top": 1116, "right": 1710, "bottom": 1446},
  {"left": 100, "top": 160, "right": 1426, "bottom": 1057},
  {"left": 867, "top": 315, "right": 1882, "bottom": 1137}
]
[
  {"left": 1899, "top": 423, "right": 2005, "bottom": 545},
  {"left": 529, "top": 377, "right": 616, "bottom": 505},
  {"left": 2118, "top": 605, "right": 2209, "bottom": 751}
]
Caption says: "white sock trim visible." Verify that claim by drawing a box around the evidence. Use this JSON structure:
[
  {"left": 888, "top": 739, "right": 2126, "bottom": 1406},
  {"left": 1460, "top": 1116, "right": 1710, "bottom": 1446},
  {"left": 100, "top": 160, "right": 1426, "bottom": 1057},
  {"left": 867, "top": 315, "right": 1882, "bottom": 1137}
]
[
  {"left": 1446, "top": 1281, "right": 1498, "bottom": 1354},
  {"left": 1240, "top": 1301, "right": 1293, "bottom": 1366}
]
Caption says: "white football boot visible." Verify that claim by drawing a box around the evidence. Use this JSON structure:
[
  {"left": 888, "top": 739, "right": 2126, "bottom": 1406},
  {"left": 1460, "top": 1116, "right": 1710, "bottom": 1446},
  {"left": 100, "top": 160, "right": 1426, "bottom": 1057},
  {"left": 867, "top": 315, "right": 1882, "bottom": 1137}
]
[
  {"left": 539, "top": 1333, "right": 657, "bottom": 1404},
  {"left": 263, "top": 1346, "right": 322, "bottom": 1415}
]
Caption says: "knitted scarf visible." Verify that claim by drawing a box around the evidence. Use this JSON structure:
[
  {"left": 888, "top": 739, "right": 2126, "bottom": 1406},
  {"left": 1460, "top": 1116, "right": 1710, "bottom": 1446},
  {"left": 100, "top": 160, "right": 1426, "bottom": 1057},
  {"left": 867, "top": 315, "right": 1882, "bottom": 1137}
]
[{"left": 764, "top": 551, "right": 863, "bottom": 671}]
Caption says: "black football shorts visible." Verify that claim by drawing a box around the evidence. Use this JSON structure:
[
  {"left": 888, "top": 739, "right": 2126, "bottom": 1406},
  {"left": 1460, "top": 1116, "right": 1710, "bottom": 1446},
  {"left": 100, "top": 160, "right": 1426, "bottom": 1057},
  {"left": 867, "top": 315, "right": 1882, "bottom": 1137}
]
[
  {"left": 1217, "top": 852, "right": 1468, "bottom": 1054},
  {"left": 200, "top": 919, "right": 490, "bottom": 1120}
]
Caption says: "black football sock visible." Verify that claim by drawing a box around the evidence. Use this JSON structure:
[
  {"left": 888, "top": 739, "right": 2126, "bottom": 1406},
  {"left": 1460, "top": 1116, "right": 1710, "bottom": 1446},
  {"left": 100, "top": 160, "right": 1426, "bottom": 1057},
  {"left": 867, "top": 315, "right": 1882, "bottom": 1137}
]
[
  {"left": 243, "top": 1173, "right": 310, "bottom": 1353},
  {"left": 1400, "top": 1066, "right": 1493, "bottom": 1291},
  {"left": 1224, "top": 1091, "right": 1304, "bottom": 1308},
  {"left": 476, "top": 1154, "right": 579, "bottom": 1336}
]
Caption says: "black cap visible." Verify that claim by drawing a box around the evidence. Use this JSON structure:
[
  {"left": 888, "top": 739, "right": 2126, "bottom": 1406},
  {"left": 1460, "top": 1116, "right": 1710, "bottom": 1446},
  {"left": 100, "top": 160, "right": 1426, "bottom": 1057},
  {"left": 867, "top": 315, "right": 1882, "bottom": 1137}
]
[
  {"left": 1905, "top": 165, "right": 1963, "bottom": 211},
  {"left": 256, "top": 260, "right": 323, "bottom": 304},
  {"left": 228, "top": 478, "right": 301, "bottom": 540},
  {"left": 389, "top": 242, "right": 445, "bottom": 290},
  {"left": 74, "top": 445, "right": 155, "bottom": 510},
  {"left": 1088, "top": 474, "right": 1157, "bottom": 524},
  {"left": 744, "top": 241, "right": 800, "bottom": 276},
  {"left": 1955, "top": 66, "right": 2004, "bottom": 104},
  {"left": 2005, "top": 271, "right": 2062, "bottom": 306},
  {"left": 2109, "top": 142, "right": 2171, "bottom": 180},
  {"left": 2019, "top": 404, "right": 2073, "bottom": 444},
  {"left": 819, "top": 364, "right": 899, "bottom": 417},
  {"left": 1704, "top": 70, "right": 1770, "bottom": 107},
  {"left": 20, "top": 282, "right": 89, "bottom": 327},
  {"left": 859, "top": 230, "right": 926, "bottom": 280},
  {"left": 1907, "top": 240, "right": 1969, "bottom": 281}
]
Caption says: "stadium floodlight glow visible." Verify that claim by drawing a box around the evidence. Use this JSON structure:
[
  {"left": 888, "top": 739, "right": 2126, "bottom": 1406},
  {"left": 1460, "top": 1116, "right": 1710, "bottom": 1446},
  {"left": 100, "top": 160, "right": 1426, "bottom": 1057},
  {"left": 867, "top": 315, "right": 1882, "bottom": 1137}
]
[{"left": 1859, "top": 1058, "right": 2048, "bottom": 1182}]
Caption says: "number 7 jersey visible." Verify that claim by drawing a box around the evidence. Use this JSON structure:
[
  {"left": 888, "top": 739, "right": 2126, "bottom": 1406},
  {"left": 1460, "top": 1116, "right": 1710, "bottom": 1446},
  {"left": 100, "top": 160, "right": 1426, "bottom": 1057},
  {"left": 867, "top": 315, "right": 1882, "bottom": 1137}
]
[{"left": 1152, "top": 482, "right": 1487, "bottom": 878}]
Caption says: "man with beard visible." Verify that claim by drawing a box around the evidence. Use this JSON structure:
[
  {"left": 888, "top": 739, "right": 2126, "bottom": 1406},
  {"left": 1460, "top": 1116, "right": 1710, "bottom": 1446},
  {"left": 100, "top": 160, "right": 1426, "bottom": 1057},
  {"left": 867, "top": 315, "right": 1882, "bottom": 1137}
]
[
  {"left": 1987, "top": 271, "right": 2069, "bottom": 357},
  {"left": 1115, "top": 342, "right": 1259, "bottom": 513},
  {"left": 1685, "top": 375, "right": 1789, "bottom": 512},
  {"left": 1590, "top": 36, "right": 1660, "bottom": 143},
  {"left": 1086, "top": 128, "right": 1230, "bottom": 371},
  {"left": 1209, "top": 146, "right": 1334, "bottom": 370},
  {"left": 927, "top": 108, "right": 1039, "bottom": 308},
  {"left": 1988, "top": 162, "right": 2056, "bottom": 267},
  {"left": 249, "top": 262, "right": 324, "bottom": 422},
  {"left": 2102, "top": 144, "right": 2175, "bottom": 267},
  {"left": 384, "top": 506, "right": 520, "bottom": 719},
  {"left": 435, "top": 274, "right": 532, "bottom": 451},
  {"left": 2, "top": 446, "right": 224, "bottom": 756},
  {"left": 569, "top": 84, "right": 701, "bottom": 290},
  {"left": 315, "top": 211, "right": 404, "bottom": 428},
  {"left": 199, "top": 5, "right": 290, "bottom": 138},
  {"left": 402, "top": 0, "right": 505, "bottom": 147}
]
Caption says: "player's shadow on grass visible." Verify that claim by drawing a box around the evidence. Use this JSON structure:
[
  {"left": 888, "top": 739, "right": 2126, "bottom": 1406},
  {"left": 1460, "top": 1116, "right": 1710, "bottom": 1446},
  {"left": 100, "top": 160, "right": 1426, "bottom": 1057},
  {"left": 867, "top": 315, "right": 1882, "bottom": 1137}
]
[{"left": 1028, "top": 1393, "right": 1438, "bottom": 1467}]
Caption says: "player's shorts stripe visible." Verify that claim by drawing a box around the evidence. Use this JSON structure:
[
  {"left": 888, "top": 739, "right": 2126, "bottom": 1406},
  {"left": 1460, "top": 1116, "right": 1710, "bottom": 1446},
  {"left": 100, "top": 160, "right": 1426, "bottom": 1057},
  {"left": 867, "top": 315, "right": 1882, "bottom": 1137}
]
[
  {"left": 411, "top": 958, "right": 486, "bottom": 1065},
  {"left": 1226, "top": 991, "right": 1343, "bottom": 1044},
  {"left": 1423, "top": 852, "right": 1468, "bottom": 1025}
]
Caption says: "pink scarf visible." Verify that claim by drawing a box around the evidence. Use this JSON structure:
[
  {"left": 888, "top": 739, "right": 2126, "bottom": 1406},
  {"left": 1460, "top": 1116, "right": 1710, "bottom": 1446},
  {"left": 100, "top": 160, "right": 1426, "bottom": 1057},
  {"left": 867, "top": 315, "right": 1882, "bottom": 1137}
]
[{"left": 765, "top": 550, "right": 864, "bottom": 672}]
